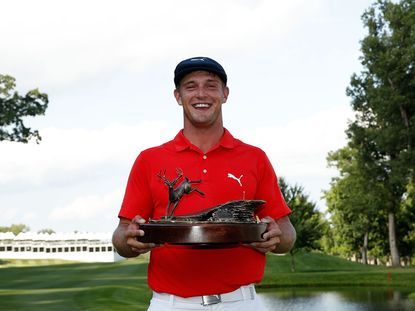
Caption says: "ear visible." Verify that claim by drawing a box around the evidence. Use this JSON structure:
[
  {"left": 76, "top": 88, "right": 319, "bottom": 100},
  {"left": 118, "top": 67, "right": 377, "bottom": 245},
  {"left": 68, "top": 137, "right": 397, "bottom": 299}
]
[
  {"left": 222, "top": 86, "right": 229, "bottom": 104},
  {"left": 174, "top": 89, "right": 182, "bottom": 105}
]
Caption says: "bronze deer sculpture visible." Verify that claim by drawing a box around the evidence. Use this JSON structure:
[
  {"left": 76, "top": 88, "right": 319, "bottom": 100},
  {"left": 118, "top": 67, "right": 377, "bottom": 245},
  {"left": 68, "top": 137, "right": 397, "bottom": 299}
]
[{"left": 157, "top": 168, "right": 205, "bottom": 218}]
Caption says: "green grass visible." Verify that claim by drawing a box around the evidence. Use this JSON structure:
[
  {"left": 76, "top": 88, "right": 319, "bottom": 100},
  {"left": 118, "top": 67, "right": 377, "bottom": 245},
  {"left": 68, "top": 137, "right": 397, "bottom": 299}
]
[
  {"left": 0, "top": 259, "right": 78, "bottom": 267},
  {"left": 261, "top": 251, "right": 415, "bottom": 288},
  {"left": 0, "top": 257, "right": 152, "bottom": 311},
  {"left": 0, "top": 251, "right": 414, "bottom": 310}
]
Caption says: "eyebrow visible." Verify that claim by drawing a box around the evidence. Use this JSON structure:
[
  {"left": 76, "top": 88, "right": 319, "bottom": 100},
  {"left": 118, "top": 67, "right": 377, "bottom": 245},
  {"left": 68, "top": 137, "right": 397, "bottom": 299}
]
[
  {"left": 206, "top": 79, "right": 220, "bottom": 84},
  {"left": 182, "top": 78, "right": 220, "bottom": 85}
]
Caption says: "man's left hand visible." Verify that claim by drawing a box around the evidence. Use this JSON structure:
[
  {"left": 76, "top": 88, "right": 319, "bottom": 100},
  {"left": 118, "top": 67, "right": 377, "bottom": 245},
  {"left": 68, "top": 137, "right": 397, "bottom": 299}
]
[{"left": 248, "top": 216, "right": 282, "bottom": 253}]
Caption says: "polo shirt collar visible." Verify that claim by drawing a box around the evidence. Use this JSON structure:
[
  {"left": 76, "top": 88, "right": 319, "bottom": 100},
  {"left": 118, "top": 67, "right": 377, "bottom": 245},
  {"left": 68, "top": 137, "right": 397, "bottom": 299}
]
[{"left": 173, "top": 128, "right": 236, "bottom": 152}]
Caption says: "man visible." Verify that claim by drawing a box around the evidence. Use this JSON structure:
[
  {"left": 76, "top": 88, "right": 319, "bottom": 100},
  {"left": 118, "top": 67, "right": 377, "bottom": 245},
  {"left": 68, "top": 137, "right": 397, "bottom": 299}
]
[{"left": 112, "top": 57, "right": 296, "bottom": 310}]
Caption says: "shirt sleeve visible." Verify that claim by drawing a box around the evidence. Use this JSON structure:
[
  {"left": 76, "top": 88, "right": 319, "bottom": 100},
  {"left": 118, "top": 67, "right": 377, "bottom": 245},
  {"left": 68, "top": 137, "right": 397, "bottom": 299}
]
[
  {"left": 255, "top": 151, "right": 291, "bottom": 219},
  {"left": 118, "top": 153, "right": 154, "bottom": 220}
]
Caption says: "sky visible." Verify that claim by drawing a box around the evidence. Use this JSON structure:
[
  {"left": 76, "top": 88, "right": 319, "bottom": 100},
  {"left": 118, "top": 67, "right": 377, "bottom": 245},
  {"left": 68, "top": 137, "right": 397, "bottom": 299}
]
[{"left": 0, "top": 0, "right": 374, "bottom": 233}]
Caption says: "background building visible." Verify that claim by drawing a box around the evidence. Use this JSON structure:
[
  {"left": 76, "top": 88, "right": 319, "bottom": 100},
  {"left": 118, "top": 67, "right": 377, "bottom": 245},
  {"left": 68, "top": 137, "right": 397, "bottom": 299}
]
[{"left": 0, "top": 231, "right": 123, "bottom": 262}]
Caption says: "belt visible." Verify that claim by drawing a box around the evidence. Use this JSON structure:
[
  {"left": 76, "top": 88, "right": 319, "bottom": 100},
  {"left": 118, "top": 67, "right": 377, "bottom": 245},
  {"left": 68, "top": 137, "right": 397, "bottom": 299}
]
[{"left": 152, "top": 284, "right": 256, "bottom": 306}]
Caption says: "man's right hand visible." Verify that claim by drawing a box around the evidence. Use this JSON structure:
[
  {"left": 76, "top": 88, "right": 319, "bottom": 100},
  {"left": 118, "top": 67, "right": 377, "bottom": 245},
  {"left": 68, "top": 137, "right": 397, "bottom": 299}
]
[
  {"left": 127, "top": 215, "right": 158, "bottom": 254},
  {"left": 112, "top": 215, "right": 160, "bottom": 257}
]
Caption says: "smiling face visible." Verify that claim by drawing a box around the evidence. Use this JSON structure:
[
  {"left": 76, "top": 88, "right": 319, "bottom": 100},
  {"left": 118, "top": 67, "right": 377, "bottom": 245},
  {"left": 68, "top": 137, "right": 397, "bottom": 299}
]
[{"left": 174, "top": 70, "right": 229, "bottom": 130}]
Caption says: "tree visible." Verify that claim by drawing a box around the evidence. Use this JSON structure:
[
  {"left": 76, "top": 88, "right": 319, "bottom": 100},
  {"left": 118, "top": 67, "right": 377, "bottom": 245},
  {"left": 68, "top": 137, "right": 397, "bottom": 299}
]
[
  {"left": 0, "top": 224, "right": 30, "bottom": 235},
  {"left": 37, "top": 228, "right": 55, "bottom": 234},
  {"left": 345, "top": 0, "right": 415, "bottom": 267},
  {"left": 0, "top": 74, "right": 48, "bottom": 143},
  {"left": 325, "top": 146, "right": 388, "bottom": 264},
  {"left": 397, "top": 180, "right": 415, "bottom": 264},
  {"left": 279, "top": 177, "right": 326, "bottom": 272}
]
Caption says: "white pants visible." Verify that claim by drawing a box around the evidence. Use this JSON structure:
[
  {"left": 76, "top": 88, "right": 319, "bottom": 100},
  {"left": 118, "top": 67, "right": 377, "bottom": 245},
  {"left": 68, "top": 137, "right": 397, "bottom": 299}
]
[{"left": 147, "top": 285, "right": 269, "bottom": 311}]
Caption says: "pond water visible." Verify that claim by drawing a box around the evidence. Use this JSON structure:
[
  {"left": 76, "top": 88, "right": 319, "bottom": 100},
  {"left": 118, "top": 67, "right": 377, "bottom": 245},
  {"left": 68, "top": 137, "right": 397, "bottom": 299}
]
[{"left": 258, "top": 288, "right": 415, "bottom": 311}]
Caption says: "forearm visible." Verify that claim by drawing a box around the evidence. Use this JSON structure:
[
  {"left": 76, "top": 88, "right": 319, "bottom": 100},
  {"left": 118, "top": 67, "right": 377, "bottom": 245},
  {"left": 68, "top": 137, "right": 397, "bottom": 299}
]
[{"left": 272, "top": 216, "right": 296, "bottom": 254}]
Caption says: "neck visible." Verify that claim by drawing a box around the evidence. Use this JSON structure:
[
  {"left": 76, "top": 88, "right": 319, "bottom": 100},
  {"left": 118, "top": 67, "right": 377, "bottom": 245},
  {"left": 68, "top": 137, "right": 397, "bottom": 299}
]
[{"left": 183, "top": 122, "right": 224, "bottom": 153}]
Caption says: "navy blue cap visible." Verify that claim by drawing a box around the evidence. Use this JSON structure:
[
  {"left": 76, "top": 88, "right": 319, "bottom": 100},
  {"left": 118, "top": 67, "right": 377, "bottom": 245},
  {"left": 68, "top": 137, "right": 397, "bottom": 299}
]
[{"left": 174, "top": 57, "right": 227, "bottom": 87}]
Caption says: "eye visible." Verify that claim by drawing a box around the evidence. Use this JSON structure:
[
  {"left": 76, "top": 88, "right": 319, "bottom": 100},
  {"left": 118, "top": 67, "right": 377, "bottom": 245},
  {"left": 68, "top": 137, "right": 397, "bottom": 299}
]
[
  {"left": 185, "top": 83, "right": 196, "bottom": 91},
  {"left": 207, "top": 83, "right": 219, "bottom": 89}
]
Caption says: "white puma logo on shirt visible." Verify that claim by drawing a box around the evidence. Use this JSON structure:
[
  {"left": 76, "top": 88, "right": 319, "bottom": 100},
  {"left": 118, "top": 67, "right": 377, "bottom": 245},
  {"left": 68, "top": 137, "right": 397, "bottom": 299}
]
[{"left": 227, "top": 173, "right": 243, "bottom": 187}]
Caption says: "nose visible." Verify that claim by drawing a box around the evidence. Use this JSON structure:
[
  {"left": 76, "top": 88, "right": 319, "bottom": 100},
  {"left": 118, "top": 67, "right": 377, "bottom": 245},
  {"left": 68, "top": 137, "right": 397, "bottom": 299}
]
[{"left": 195, "top": 87, "right": 207, "bottom": 98}]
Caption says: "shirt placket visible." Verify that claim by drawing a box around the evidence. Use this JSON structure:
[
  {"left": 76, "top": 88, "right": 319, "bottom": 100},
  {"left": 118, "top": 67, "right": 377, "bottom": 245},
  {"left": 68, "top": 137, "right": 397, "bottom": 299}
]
[{"left": 201, "top": 153, "right": 209, "bottom": 181}]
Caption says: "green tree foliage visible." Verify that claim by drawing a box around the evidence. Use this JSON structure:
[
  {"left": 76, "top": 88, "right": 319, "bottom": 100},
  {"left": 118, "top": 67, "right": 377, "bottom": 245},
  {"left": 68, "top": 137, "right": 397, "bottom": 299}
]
[
  {"left": 0, "top": 74, "right": 48, "bottom": 143},
  {"left": 279, "top": 177, "right": 326, "bottom": 271},
  {"left": 344, "top": 0, "right": 415, "bottom": 267},
  {"left": 0, "top": 224, "right": 30, "bottom": 235},
  {"left": 37, "top": 228, "right": 55, "bottom": 234},
  {"left": 325, "top": 146, "right": 389, "bottom": 264},
  {"left": 397, "top": 180, "right": 415, "bottom": 262}
]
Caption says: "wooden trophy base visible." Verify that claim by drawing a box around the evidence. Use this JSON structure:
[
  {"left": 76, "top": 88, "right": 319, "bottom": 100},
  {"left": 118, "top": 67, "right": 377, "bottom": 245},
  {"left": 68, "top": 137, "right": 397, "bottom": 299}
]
[{"left": 137, "top": 222, "right": 267, "bottom": 247}]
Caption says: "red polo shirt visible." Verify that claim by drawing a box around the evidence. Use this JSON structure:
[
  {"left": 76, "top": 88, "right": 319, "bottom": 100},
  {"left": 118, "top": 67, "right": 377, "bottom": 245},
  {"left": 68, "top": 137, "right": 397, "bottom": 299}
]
[{"left": 119, "top": 129, "right": 291, "bottom": 297}]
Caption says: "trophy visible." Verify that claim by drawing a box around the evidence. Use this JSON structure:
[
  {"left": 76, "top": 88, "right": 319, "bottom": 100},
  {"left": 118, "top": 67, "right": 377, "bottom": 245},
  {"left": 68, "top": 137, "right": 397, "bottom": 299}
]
[{"left": 137, "top": 168, "right": 267, "bottom": 246}]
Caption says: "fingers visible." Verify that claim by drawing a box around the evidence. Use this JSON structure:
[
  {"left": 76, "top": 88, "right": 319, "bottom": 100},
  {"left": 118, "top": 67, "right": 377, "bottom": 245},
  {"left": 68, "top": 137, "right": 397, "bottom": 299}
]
[
  {"left": 262, "top": 224, "right": 282, "bottom": 241},
  {"left": 130, "top": 242, "right": 157, "bottom": 254},
  {"left": 128, "top": 235, "right": 158, "bottom": 254},
  {"left": 260, "top": 217, "right": 282, "bottom": 239},
  {"left": 247, "top": 216, "right": 282, "bottom": 253},
  {"left": 131, "top": 215, "right": 146, "bottom": 226},
  {"left": 126, "top": 215, "right": 160, "bottom": 254},
  {"left": 250, "top": 236, "right": 280, "bottom": 253}
]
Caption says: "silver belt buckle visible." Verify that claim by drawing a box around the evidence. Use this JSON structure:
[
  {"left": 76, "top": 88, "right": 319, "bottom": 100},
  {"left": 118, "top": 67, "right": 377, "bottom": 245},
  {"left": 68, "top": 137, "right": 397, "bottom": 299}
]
[{"left": 201, "top": 294, "right": 221, "bottom": 306}]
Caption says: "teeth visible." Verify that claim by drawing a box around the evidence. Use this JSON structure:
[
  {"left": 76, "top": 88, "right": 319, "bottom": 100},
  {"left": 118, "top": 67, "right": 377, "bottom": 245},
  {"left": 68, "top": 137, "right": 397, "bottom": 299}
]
[{"left": 194, "top": 104, "right": 210, "bottom": 108}]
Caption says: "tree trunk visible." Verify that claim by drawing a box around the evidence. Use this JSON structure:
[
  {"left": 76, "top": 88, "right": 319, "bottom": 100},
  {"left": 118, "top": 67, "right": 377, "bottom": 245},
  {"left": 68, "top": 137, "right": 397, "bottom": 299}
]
[
  {"left": 361, "top": 231, "right": 368, "bottom": 265},
  {"left": 388, "top": 211, "right": 400, "bottom": 267},
  {"left": 388, "top": 78, "right": 412, "bottom": 151},
  {"left": 399, "top": 104, "right": 412, "bottom": 151},
  {"left": 290, "top": 250, "right": 296, "bottom": 272}
]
